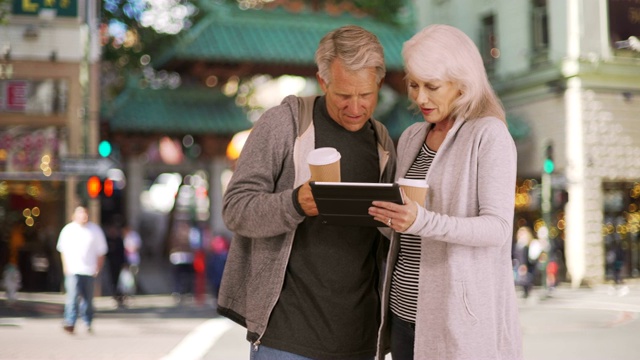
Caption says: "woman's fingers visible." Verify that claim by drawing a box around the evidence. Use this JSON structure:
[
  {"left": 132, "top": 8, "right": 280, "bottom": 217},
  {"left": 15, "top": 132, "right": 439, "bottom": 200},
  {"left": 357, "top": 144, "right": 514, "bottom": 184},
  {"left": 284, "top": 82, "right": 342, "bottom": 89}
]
[{"left": 369, "top": 201, "right": 418, "bottom": 232}]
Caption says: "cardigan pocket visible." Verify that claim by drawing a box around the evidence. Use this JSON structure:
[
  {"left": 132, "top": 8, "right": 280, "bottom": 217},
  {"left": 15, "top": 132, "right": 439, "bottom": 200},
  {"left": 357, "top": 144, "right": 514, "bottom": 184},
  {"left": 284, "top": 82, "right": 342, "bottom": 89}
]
[{"left": 454, "top": 280, "right": 479, "bottom": 326}]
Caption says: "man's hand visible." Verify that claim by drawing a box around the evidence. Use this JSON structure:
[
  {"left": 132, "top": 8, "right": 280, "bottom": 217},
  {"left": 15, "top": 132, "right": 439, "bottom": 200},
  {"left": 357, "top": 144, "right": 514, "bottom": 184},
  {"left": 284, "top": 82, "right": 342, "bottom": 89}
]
[{"left": 298, "top": 182, "right": 319, "bottom": 216}]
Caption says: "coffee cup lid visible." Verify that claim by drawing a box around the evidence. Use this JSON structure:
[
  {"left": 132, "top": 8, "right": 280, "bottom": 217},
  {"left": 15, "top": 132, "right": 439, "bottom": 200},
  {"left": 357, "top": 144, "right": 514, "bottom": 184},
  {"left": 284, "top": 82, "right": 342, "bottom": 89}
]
[
  {"left": 307, "top": 147, "right": 341, "bottom": 165},
  {"left": 397, "top": 178, "right": 429, "bottom": 188}
]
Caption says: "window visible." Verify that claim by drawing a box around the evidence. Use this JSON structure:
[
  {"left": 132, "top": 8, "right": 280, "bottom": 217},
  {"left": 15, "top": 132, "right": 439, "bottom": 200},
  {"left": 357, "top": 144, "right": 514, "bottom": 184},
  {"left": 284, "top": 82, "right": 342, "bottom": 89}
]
[
  {"left": 531, "top": 0, "right": 550, "bottom": 66},
  {"left": 0, "top": 79, "right": 68, "bottom": 116},
  {"left": 608, "top": 0, "right": 640, "bottom": 55}
]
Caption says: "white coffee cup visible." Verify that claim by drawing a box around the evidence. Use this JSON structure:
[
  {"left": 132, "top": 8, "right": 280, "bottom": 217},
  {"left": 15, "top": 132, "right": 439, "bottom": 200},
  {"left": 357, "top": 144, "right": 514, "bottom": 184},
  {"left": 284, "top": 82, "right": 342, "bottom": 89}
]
[
  {"left": 307, "top": 147, "right": 341, "bottom": 182},
  {"left": 397, "top": 178, "right": 429, "bottom": 204}
]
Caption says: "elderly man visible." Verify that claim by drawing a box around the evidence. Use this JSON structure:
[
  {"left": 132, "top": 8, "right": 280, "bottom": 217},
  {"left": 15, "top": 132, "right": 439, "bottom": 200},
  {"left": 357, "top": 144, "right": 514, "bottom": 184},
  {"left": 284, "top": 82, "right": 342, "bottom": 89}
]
[{"left": 217, "top": 25, "right": 396, "bottom": 360}]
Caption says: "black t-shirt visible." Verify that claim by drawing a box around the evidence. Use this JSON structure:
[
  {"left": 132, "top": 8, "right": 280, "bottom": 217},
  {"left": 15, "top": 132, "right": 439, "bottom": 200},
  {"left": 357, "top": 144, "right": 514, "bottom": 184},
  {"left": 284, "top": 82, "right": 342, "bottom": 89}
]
[{"left": 260, "top": 97, "right": 381, "bottom": 359}]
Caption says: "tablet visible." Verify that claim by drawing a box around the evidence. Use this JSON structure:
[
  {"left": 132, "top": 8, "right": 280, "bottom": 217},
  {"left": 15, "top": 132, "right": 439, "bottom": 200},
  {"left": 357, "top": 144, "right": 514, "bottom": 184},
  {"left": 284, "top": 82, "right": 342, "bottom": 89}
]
[{"left": 309, "top": 182, "right": 404, "bottom": 227}]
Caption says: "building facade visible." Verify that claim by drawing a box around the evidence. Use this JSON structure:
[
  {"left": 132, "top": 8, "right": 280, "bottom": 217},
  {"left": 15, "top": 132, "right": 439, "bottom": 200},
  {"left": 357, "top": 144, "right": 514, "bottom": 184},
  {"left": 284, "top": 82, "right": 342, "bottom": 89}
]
[
  {"left": 413, "top": 0, "right": 640, "bottom": 286},
  {"left": 0, "top": 1, "right": 101, "bottom": 291}
]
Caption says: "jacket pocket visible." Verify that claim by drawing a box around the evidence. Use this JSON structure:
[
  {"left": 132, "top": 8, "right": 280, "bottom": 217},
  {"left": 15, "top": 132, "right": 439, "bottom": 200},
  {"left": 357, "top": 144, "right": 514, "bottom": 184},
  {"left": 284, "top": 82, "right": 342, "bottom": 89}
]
[{"left": 454, "top": 280, "right": 479, "bottom": 326}]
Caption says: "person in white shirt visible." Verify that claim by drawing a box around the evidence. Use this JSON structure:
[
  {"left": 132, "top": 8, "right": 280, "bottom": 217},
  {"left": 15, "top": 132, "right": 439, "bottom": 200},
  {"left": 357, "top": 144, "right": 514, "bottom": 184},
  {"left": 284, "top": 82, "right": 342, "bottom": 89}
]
[{"left": 56, "top": 205, "right": 108, "bottom": 334}]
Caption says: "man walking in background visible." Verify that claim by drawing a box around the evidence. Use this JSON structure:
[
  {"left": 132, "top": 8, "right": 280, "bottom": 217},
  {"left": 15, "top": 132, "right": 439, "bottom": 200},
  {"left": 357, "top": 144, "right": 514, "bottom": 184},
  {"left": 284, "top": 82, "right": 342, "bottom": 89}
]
[{"left": 56, "top": 205, "right": 108, "bottom": 334}]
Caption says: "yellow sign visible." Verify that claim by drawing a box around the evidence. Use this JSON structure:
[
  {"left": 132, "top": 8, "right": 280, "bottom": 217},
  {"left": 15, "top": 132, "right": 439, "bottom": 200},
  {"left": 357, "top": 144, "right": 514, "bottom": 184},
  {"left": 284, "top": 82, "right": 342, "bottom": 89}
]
[{"left": 12, "top": 0, "right": 77, "bottom": 17}]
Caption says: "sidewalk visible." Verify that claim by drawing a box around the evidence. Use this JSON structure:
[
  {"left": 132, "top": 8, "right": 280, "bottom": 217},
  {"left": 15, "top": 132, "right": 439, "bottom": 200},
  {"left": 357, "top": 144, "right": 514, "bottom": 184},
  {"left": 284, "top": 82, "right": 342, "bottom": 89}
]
[
  {"left": 4, "top": 279, "right": 639, "bottom": 317},
  {"left": 0, "top": 291, "right": 218, "bottom": 318},
  {"left": 0, "top": 256, "right": 214, "bottom": 317},
  {"left": 515, "top": 279, "right": 640, "bottom": 306},
  {"left": 3, "top": 281, "right": 639, "bottom": 360}
]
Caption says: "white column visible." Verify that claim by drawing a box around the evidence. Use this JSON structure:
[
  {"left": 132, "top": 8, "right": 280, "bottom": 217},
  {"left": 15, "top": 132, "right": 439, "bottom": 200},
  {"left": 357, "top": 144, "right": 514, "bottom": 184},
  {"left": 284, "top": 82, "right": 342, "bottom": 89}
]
[
  {"left": 126, "top": 156, "right": 145, "bottom": 231},
  {"left": 209, "top": 157, "right": 231, "bottom": 237},
  {"left": 564, "top": 76, "right": 587, "bottom": 288}
]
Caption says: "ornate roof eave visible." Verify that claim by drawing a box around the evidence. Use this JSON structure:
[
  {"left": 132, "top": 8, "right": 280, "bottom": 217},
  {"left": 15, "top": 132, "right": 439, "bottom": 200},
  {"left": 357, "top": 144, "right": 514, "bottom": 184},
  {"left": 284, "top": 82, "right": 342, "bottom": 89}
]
[{"left": 152, "top": 2, "right": 413, "bottom": 75}]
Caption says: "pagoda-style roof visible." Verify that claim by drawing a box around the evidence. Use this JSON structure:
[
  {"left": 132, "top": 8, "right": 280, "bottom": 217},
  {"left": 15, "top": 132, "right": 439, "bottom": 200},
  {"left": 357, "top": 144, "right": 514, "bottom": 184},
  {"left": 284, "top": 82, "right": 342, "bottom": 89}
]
[
  {"left": 153, "top": 2, "right": 414, "bottom": 91},
  {"left": 154, "top": 2, "right": 413, "bottom": 71},
  {"left": 105, "top": 84, "right": 251, "bottom": 135},
  {"left": 104, "top": 2, "right": 526, "bottom": 156}
]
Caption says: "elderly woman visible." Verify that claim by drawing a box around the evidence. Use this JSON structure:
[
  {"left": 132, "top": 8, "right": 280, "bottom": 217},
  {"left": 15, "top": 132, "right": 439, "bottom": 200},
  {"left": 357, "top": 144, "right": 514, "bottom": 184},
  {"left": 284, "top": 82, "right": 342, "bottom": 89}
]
[{"left": 369, "top": 24, "right": 523, "bottom": 360}]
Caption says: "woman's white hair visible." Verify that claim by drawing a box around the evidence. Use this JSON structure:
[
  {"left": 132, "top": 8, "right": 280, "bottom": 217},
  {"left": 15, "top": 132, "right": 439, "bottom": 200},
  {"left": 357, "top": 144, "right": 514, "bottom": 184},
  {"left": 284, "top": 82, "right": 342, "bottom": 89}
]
[{"left": 402, "top": 24, "right": 505, "bottom": 123}]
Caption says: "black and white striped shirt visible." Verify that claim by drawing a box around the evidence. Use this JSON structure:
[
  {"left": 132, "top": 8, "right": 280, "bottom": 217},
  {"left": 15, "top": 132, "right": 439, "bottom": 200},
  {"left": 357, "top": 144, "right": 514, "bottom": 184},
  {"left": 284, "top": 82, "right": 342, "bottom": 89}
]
[{"left": 390, "top": 142, "right": 436, "bottom": 323}]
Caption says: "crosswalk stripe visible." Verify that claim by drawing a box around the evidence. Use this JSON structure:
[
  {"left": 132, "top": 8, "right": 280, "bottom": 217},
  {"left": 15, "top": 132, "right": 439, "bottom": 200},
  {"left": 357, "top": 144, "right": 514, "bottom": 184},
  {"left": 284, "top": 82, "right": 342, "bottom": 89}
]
[{"left": 160, "top": 318, "right": 232, "bottom": 360}]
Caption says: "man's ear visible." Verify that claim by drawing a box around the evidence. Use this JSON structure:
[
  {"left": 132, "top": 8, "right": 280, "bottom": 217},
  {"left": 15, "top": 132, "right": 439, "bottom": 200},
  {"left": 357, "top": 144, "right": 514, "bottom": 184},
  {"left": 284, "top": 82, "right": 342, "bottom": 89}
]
[
  {"left": 316, "top": 72, "right": 328, "bottom": 93},
  {"left": 378, "top": 77, "right": 385, "bottom": 90}
]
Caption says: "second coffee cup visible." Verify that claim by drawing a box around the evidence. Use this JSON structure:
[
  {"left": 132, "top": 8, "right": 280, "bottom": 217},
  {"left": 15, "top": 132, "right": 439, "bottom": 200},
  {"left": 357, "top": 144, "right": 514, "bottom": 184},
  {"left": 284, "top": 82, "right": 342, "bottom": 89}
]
[{"left": 397, "top": 178, "right": 429, "bottom": 204}]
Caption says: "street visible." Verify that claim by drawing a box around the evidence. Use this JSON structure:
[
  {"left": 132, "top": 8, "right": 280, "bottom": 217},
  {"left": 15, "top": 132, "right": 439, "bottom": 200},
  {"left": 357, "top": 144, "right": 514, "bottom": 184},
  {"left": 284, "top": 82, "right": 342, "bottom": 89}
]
[
  {"left": 1, "top": 283, "right": 639, "bottom": 360},
  {"left": 518, "top": 283, "right": 640, "bottom": 360}
]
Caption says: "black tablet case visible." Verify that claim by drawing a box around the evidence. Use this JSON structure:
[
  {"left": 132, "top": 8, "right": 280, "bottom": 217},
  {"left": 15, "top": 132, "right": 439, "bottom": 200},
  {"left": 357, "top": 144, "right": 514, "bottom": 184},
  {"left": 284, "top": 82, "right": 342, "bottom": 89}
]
[{"left": 309, "top": 182, "right": 404, "bottom": 227}]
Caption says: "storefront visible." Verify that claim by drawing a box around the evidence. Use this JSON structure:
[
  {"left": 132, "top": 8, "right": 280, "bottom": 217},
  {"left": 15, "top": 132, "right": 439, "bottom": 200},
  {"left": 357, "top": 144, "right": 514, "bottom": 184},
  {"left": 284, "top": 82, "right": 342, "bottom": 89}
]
[
  {"left": 602, "top": 181, "right": 640, "bottom": 281},
  {"left": 0, "top": 74, "right": 77, "bottom": 292},
  {"left": 1, "top": 0, "right": 103, "bottom": 291}
]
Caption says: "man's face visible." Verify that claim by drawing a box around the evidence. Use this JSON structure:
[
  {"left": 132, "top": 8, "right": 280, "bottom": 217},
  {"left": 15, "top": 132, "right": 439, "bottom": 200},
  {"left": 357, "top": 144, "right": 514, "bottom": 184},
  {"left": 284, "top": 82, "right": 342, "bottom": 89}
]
[
  {"left": 317, "top": 59, "right": 382, "bottom": 132},
  {"left": 72, "top": 207, "right": 89, "bottom": 225}
]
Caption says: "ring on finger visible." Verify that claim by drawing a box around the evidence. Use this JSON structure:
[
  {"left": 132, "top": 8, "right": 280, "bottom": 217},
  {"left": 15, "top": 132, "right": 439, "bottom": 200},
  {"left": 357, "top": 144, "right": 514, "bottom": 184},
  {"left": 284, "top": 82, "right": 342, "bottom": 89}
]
[{"left": 387, "top": 218, "right": 392, "bottom": 226}]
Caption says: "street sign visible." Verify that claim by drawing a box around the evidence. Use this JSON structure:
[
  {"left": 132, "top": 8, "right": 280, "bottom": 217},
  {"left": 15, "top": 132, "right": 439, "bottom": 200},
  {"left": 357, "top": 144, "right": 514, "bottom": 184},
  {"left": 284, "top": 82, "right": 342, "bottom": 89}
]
[
  {"left": 11, "top": 0, "right": 79, "bottom": 18},
  {"left": 60, "top": 157, "right": 117, "bottom": 176}
]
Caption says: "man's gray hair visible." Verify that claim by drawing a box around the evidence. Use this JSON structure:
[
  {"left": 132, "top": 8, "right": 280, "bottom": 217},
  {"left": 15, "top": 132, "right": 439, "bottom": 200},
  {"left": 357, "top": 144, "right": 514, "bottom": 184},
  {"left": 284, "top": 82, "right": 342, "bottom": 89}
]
[{"left": 315, "top": 25, "right": 386, "bottom": 85}]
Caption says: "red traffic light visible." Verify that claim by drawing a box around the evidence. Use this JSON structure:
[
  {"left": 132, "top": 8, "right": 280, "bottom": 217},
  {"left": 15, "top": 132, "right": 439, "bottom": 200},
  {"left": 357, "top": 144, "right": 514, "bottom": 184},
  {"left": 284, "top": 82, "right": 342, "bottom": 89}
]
[
  {"left": 87, "top": 176, "right": 102, "bottom": 198},
  {"left": 104, "top": 178, "right": 114, "bottom": 197}
]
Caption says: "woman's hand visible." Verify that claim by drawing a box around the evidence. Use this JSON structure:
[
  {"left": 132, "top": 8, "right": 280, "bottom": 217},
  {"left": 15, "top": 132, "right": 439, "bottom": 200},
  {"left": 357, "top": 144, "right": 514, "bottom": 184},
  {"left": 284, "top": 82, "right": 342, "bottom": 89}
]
[{"left": 369, "top": 197, "right": 419, "bottom": 233}]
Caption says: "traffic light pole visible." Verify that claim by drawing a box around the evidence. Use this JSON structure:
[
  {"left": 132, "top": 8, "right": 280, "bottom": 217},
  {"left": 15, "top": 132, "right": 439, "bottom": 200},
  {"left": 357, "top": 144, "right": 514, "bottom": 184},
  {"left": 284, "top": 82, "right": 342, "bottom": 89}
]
[
  {"left": 541, "top": 171, "right": 552, "bottom": 231},
  {"left": 542, "top": 141, "right": 556, "bottom": 266}
]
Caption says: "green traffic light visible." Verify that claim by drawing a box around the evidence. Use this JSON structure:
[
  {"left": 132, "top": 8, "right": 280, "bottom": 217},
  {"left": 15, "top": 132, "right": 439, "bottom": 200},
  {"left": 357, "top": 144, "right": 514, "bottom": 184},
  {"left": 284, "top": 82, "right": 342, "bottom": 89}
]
[
  {"left": 98, "top": 140, "right": 112, "bottom": 157},
  {"left": 543, "top": 158, "right": 554, "bottom": 174}
]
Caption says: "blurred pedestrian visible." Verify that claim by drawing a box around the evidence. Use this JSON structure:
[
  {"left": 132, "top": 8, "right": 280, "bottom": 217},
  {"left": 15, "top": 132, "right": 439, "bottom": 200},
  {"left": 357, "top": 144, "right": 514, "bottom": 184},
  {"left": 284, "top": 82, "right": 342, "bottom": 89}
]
[
  {"left": 4, "top": 222, "right": 25, "bottom": 303},
  {"left": 218, "top": 25, "right": 396, "bottom": 359},
  {"left": 368, "top": 24, "right": 522, "bottom": 359},
  {"left": 545, "top": 252, "right": 559, "bottom": 295},
  {"left": 612, "top": 240, "right": 625, "bottom": 285},
  {"left": 206, "top": 234, "right": 229, "bottom": 302},
  {"left": 514, "top": 225, "right": 538, "bottom": 298},
  {"left": 123, "top": 224, "right": 141, "bottom": 270},
  {"left": 123, "top": 223, "right": 142, "bottom": 291},
  {"left": 56, "top": 205, "right": 108, "bottom": 334},
  {"left": 8, "top": 223, "right": 25, "bottom": 274},
  {"left": 2, "top": 263, "right": 21, "bottom": 303},
  {"left": 169, "top": 221, "right": 194, "bottom": 304},
  {"left": 513, "top": 227, "right": 530, "bottom": 281},
  {"left": 105, "top": 221, "right": 126, "bottom": 307}
]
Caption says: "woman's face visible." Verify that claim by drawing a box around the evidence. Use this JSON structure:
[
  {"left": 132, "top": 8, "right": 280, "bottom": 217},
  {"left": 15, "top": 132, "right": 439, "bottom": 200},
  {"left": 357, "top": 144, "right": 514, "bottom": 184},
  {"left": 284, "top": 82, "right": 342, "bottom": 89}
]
[{"left": 407, "top": 76, "right": 461, "bottom": 125}]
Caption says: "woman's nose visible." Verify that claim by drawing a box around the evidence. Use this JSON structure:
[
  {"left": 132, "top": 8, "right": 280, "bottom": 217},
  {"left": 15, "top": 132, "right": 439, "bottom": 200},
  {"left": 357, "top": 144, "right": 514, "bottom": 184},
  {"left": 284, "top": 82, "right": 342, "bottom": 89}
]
[{"left": 416, "top": 89, "right": 429, "bottom": 105}]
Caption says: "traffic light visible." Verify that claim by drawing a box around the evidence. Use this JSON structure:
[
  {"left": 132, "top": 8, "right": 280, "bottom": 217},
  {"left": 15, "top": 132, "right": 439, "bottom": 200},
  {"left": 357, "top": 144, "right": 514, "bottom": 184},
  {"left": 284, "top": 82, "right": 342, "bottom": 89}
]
[
  {"left": 85, "top": 176, "right": 115, "bottom": 198},
  {"left": 98, "top": 140, "right": 112, "bottom": 157},
  {"left": 543, "top": 143, "right": 554, "bottom": 174},
  {"left": 87, "top": 176, "right": 102, "bottom": 198},
  {"left": 103, "top": 178, "right": 114, "bottom": 197}
]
